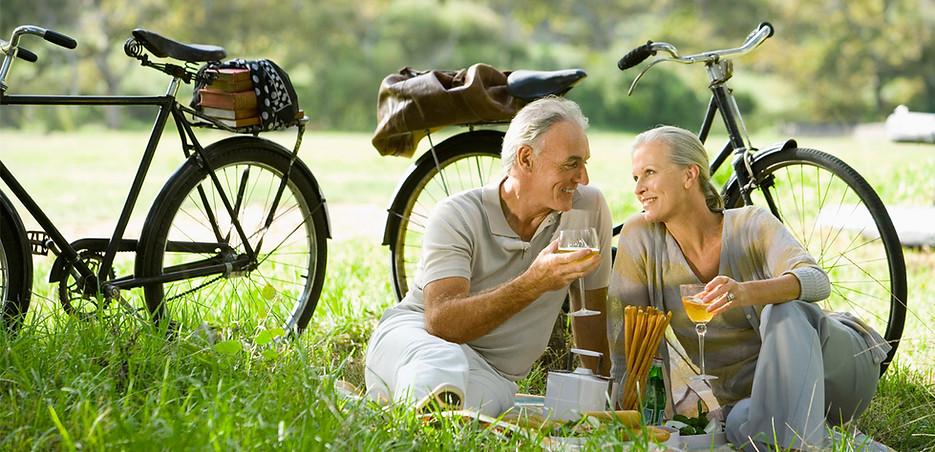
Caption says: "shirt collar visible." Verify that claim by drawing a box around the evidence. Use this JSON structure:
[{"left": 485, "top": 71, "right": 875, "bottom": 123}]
[{"left": 482, "top": 178, "right": 570, "bottom": 240}]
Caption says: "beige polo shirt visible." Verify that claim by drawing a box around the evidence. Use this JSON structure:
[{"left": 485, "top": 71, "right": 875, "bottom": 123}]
[{"left": 392, "top": 179, "right": 612, "bottom": 380}]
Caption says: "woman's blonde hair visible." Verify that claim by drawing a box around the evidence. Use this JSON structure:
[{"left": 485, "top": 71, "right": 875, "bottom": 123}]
[{"left": 633, "top": 125, "right": 724, "bottom": 212}]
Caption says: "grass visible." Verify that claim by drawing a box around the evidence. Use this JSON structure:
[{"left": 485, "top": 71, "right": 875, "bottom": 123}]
[{"left": 1, "top": 129, "right": 934, "bottom": 450}]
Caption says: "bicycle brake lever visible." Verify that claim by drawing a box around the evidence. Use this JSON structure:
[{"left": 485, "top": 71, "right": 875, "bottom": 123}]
[{"left": 626, "top": 57, "right": 673, "bottom": 96}]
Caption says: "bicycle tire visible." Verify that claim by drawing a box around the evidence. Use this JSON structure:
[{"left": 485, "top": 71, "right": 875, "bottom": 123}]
[
  {"left": 0, "top": 192, "right": 32, "bottom": 331},
  {"left": 385, "top": 130, "right": 503, "bottom": 300},
  {"left": 136, "top": 136, "right": 328, "bottom": 336},
  {"left": 722, "top": 147, "right": 907, "bottom": 373}
]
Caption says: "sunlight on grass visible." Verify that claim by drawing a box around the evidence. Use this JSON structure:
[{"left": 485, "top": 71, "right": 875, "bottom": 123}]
[{"left": 2, "top": 130, "right": 933, "bottom": 450}]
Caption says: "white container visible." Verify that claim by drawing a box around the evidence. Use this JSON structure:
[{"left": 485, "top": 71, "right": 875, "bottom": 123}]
[
  {"left": 681, "top": 431, "right": 728, "bottom": 450},
  {"left": 543, "top": 367, "right": 610, "bottom": 421}
]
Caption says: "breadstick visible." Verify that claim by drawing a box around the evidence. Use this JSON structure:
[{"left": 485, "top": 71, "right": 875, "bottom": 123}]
[
  {"left": 624, "top": 309, "right": 654, "bottom": 409},
  {"left": 624, "top": 306, "right": 636, "bottom": 377},
  {"left": 626, "top": 313, "right": 658, "bottom": 409},
  {"left": 624, "top": 308, "right": 646, "bottom": 407},
  {"left": 629, "top": 312, "right": 671, "bottom": 409}
]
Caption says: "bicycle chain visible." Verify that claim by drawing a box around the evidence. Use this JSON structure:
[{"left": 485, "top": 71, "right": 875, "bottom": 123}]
[{"left": 164, "top": 275, "right": 224, "bottom": 302}]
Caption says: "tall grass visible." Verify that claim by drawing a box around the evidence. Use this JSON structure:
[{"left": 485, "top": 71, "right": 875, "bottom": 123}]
[{"left": 1, "top": 130, "right": 933, "bottom": 450}]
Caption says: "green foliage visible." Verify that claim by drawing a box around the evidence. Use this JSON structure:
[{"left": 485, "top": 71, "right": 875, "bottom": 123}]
[{"left": 5, "top": 0, "right": 933, "bottom": 133}]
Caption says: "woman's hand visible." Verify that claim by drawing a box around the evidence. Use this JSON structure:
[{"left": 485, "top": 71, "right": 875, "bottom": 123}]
[
  {"left": 702, "top": 276, "right": 744, "bottom": 316},
  {"left": 702, "top": 273, "right": 802, "bottom": 316}
]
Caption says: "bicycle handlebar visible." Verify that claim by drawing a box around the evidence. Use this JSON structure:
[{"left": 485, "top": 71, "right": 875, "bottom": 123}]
[
  {"left": 43, "top": 29, "right": 78, "bottom": 49},
  {"left": 1, "top": 25, "right": 77, "bottom": 63},
  {"left": 14, "top": 47, "right": 38, "bottom": 63},
  {"left": 617, "top": 40, "right": 655, "bottom": 70},
  {"left": 618, "top": 22, "right": 773, "bottom": 71}
]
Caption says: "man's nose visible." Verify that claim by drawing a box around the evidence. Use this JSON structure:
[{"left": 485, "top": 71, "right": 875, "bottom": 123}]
[{"left": 577, "top": 166, "right": 589, "bottom": 185}]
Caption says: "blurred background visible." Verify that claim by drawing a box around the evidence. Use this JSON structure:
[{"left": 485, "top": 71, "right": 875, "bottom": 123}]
[{"left": 2, "top": 0, "right": 933, "bottom": 134}]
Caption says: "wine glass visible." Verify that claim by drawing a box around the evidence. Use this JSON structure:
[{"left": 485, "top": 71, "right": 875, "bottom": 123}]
[
  {"left": 558, "top": 228, "right": 600, "bottom": 317},
  {"left": 679, "top": 283, "right": 718, "bottom": 381}
]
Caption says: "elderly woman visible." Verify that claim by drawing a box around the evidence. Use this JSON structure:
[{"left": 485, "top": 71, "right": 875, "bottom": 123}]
[{"left": 608, "top": 125, "right": 891, "bottom": 451}]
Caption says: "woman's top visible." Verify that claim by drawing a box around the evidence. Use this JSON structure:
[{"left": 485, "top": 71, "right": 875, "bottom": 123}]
[{"left": 608, "top": 206, "right": 830, "bottom": 406}]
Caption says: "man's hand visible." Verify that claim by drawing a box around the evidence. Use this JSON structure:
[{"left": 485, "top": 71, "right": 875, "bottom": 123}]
[
  {"left": 525, "top": 240, "right": 603, "bottom": 293},
  {"left": 423, "top": 239, "right": 602, "bottom": 344}
]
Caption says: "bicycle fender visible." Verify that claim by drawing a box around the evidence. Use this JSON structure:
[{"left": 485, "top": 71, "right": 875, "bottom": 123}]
[
  {"left": 720, "top": 138, "right": 798, "bottom": 199},
  {"left": 154, "top": 136, "right": 331, "bottom": 240},
  {"left": 381, "top": 130, "right": 504, "bottom": 246},
  {"left": 220, "top": 136, "right": 332, "bottom": 240},
  {"left": 0, "top": 189, "right": 33, "bottom": 291}
]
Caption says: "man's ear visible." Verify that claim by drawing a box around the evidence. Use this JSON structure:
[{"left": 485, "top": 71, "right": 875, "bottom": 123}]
[{"left": 517, "top": 145, "right": 535, "bottom": 172}]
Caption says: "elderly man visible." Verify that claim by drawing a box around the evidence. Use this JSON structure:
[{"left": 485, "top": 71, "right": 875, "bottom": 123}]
[{"left": 364, "top": 96, "right": 613, "bottom": 416}]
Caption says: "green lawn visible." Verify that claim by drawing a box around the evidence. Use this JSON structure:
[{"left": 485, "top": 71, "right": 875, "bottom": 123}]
[{"left": 1, "top": 128, "right": 933, "bottom": 450}]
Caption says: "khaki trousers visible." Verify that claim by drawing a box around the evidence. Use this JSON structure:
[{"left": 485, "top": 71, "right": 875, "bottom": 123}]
[{"left": 364, "top": 309, "right": 518, "bottom": 416}]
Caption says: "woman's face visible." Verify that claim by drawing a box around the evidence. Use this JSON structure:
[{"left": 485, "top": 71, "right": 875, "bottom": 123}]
[{"left": 631, "top": 140, "right": 693, "bottom": 223}]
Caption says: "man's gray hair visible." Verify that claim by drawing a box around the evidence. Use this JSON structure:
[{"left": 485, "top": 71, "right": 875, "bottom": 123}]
[{"left": 501, "top": 96, "right": 589, "bottom": 176}]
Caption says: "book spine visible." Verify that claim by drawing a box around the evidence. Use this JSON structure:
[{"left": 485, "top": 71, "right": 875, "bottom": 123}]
[
  {"left": 202, "top": 106, "right": 257, "bottom": 120},
  {"left": 208, "top": 79, "right": 254, "bottom": 92},
  {"left": 198, "top": 89, "right": 258, "bottom": 110},
  {"left": 217, "top": 116, "right": 261, "bottom": 127}
]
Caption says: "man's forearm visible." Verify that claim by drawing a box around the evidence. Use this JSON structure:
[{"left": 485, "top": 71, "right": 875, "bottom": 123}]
[{"left": 423, "top": 273, "right": 544, "bottom": 343}]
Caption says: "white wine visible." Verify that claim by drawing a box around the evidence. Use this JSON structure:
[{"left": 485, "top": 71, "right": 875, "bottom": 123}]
[
  {"left": 682, "top": 296, "right": 713, "bottom": 323},
  {"left": 556, "top": 247, "right": 599, "bottom": 263}
]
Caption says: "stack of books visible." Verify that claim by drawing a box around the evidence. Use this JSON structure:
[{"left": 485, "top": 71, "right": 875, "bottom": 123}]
[{"left": 198, "top": 68, "right": 261, "bottom": 128}]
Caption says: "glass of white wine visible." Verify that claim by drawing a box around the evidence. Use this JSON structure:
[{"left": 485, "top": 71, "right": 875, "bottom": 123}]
[
  {"left": 680, "top": 283, "right": 718, "bottom": 380},
  {"left": 558, "top": 228, "right": 600, "bottom": 317}
]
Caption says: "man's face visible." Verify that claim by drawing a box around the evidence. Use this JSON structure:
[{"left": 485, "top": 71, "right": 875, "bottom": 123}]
[{"left": 527, "top": 120, "right": 590, "bottom": 212}]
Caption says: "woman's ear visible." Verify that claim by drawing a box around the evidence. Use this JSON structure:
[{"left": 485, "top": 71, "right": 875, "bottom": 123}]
[{"left": 683, "top": 163, "right": 700, "bottom": 189}]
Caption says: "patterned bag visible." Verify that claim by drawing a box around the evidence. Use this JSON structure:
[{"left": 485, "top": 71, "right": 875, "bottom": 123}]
[{"left": 192, "top": 58, "right": 301, "bottom": 131}]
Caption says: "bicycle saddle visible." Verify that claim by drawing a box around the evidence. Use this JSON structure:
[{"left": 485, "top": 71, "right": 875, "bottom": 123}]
[
  {"left": 131, "top": 29, "right": 227, "bottom": 62},
  {"left": 506, "top": 69, "right": 587, "bottom": 100}
]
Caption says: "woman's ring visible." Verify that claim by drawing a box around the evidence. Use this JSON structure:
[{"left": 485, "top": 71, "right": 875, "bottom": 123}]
[{"left": 726, "top": 292, "right": 735, "bottom": 302}]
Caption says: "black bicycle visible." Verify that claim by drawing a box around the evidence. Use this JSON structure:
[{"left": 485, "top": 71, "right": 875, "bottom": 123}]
[
  {"left": 1, "top": 25, "right": 330, "bottom": 335},
  {"left": 382, "top": 68, "right": 586, "bottom": 301},
  {"left": 384, "top": 23, "right": 907, "bottom": 372}
]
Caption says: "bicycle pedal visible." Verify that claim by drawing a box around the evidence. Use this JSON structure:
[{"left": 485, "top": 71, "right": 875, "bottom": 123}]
[{"left": 27, "top": 231, "right": 52, "bottom": 255}]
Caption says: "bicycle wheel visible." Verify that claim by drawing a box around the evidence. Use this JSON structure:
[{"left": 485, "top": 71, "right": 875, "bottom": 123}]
[
  {"left": 136, "top": 136, "right": 328, "bottom": 336},
  {"left": 385, "top": 130, "right": 503, "bottom": 300},
  {"left": 722, "top": 147, "right": 907, "bottom": 372},
  {"left": 0, "top": 193, "right": 32, "bottom": 331}
]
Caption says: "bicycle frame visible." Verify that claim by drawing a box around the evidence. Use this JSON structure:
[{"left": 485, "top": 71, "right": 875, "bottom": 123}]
[
  {"left": 0, "top": 80, "right": 261, "bottom": 298},
  {"left": 698, "top": 60, "right": 798, "bottom": 218}
]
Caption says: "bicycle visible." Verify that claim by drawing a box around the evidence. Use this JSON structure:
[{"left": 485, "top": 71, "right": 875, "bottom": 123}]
[
  {"left": 381, "top": 66, "right": 587, "bottom": 300},
  {"left": 383, "top": 22, "right": 907, "bottom": 372},
  {"left": 1, "top": 25, "right": 330, "bottom": 336}
]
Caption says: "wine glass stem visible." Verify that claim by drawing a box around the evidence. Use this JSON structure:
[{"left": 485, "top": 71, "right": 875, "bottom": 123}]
[
  {"left": 696, "top": 323, "right": 707, "bottom": 376},
  {"left": 578, "top": 278, "right": 586, "bottom": 312}
]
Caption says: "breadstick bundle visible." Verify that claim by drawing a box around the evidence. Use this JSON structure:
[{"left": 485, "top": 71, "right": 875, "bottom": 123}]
[{"left": 621, "top": 305, "right": 671, "bottom": 411}]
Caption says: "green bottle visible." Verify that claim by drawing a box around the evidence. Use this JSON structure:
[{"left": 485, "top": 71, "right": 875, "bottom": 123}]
[{"left": 642, "top": 357, "right": 666, "bottom": 426}]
